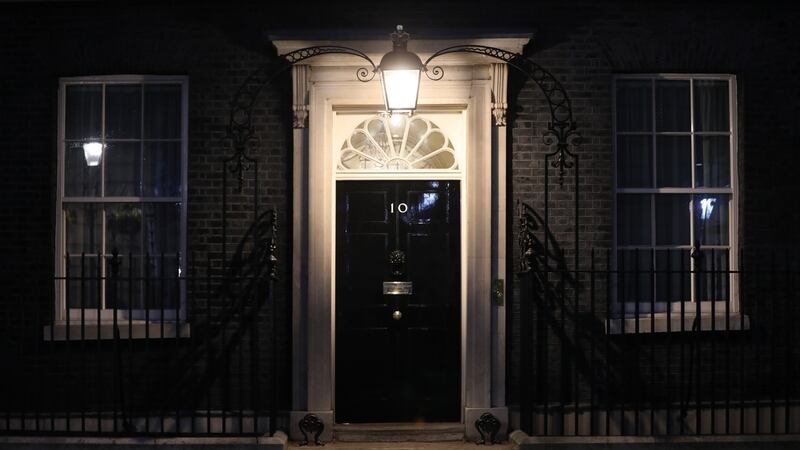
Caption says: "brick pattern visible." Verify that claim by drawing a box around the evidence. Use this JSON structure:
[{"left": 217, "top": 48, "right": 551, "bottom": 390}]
[{"left": 1, "top": 0, "right": 799, "bottom": 427}]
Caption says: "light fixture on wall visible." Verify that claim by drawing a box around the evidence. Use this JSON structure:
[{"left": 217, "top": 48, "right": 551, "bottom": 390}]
[
  {"left": 82, "top": 141, "right": 104, "bottom": 167},
  {"left": 230, "top": 24, "right": 580, "bottom": 187},
  {"left": 377, "top": 26, "right": 424, "bottom": 114}
]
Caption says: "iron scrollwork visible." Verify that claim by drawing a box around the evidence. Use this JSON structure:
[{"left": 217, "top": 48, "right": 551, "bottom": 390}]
[
  {"left": 423, "top": 45, "right": 581, "bottom": 185},
  {"left": 298, "top": 413, "right": 325, "bottom": 446},
  {"left": 517, "top": 200, "right": 536, "bottom": 273},
  {"left": 227, "top": 36, "right": 580, "bottom": 189},
  {"left": 474, "top": 412, "right": 501, "bottom": 445},
  {"left": 425, "top": 65, "right": 444, "bottom": 81},
  {"left": 226, "top": 59, "right": 289, "bottom": 192},
  {"left": 226, "top": 46, "right": 378, "bottom": 191},
  {"left": 283, "top": 45, "right": 378, "bottom": 82}
]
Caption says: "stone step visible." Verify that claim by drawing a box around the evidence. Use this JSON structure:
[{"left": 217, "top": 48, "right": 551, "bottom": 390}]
[
  {"left": 333, "top": 422, "right": 464, "bottom": 442},
  {"left": 289, "top": 442, "right": 513, "bottom": 449}
]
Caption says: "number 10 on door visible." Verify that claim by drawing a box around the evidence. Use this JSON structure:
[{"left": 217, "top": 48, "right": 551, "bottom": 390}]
[{"left": 390, "top": 202, "right": 408, "bottom": 213}]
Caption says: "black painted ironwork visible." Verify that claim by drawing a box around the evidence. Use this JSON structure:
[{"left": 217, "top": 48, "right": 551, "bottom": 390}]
[
  {"left": 475, "top": 412, "right": 501, "bottom": 445},
  {"left": 517, "top": 200, "right": 536, "bottom": 274},
  {"left": 226, "top": 31, "right": 582, "bottom": 189},
  {"left": 424, "top": 45, "right": 580, "bottom": 185},
  {"left": 3, "top": 221, "right": 279, "bottom": 436},
  {"left": 514, "top": 240, "right": 800, "bottom": 436},
  {"left": 298, "top": 413, "right": 325, "bottom": 446},
  {"left": 226, "top": 46, "right": 376, "bottom": 191}
]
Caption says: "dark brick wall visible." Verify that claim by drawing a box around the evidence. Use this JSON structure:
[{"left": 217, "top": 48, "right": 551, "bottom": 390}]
[
  {"left": 0, "top": 0, "right": 799, "bottom": 427},
  {"left": 0, "top": 1, "right": 296, "bottom": 415},
  {"left": 503, "top": 0, "right": 800, "bottom": 431}
]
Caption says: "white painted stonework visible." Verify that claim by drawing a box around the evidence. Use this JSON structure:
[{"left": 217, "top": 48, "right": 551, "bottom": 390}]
[{"left": 277, "top": 35, "right": 527, "bottom": 442}]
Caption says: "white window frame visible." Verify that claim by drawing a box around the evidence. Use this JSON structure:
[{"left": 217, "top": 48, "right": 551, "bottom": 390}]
[
  {"left": 54, "top": 75, "right": 189, "bottom": 325},
  {"left": 611, "top": 74, "right": 739, "bottom": 323}
]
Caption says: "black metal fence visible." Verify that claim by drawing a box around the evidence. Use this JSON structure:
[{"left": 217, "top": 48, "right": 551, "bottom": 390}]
[
  {"left": 515, "top": 248, "right": 800, "bottom": 436},
  {"left": 0, "top": 244, "right": 283, "bottom": 436}
]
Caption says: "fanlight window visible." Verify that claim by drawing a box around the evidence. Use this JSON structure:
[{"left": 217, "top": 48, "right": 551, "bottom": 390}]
[{"left": 339, "top": 115, "right": 458, "bottom": 171}]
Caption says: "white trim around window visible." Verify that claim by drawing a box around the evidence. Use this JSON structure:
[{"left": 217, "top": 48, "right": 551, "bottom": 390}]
[
  {"left": 611, "top": 74, "right": 742, "bottom": 331},
  {"left": 52, "top": 75, "right": 189, "bottom": 338}
]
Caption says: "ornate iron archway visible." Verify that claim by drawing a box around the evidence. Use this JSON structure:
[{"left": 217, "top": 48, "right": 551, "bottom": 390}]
[
  {"left": 226, "top": 43, "right": 581, "bottom": 187},
  {"left": 225, "top": 38, "right": 584, "bottom": 270},
  {"left": 222, "top": 35, "right": 583, "bottom": 444}
]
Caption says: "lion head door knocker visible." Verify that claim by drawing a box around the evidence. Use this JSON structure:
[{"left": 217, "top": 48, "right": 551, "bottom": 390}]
[{"left": 389, "top": 249, "right": 406, "bottom": 279}]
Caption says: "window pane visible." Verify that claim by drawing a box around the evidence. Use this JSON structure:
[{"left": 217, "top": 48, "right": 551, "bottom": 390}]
[
  {"left": 695, "top": 135, "right": 730, "bottom": 187},
  {"left": 616, "top": 80, "right": 652, "bottom": 132},
  {"left": 340, "top": 115, "right": 457, "bottom": 171},
  {"left": 142, "top": 203, "right": 180, "bottom": 256},
  {"left": 655, "top": 194, "right": 690, "bottom": 245},
  {"left": 105, "top": 254, "right": 142, "bottom": 310},
  {"left": 655, "top": 80, "right": 690, "bottom": 131},
  {"left": 143, "top": 254, "right": 180, "bottom": 309},
  {"left": 64, "top": 203, "right": 102, "bottom": 254},
  {"left": 61, "top": 79, "right": 185, "bottom": 312},
  {"left": 105, "top": 84, "right": 141, "bottom": 139},
  {"left": 618, "top": 249, "right": 653, "bottom": 304},
  {"left": 65, "top": 85, "right": 102, "bottom": 140},
  {"left": 616, "top": 135, "right": 652, "bottom": 188},
  {"left": 656, "top": 135, "right": 691, "bottom": 187},
  {"left": 143, "top": 142, "right": 181, "bottom": 196},
  {"left": 617, "top": 194, "right": 651, "bottom": 246},
  {"left": 655, "top": 249, "right": 690, "bottom": 302},
  {"left": 144, "top": 84, "right": 181, "bottom": 139},
  {"left": 106, "top": 203, "right": 142, "bottom": 256},
  {"left": 694, "top": 194, "right": 729, "bottom": 246},
  {"left": 66, "top": 255, "right": 100, "bottom": 308},
  {"left": 694, "top": 80, "right": 729, "bottom": 132},
  {"left": 64, "top": 144, "right": 101, "bottom": 196},
  {"left": 105, "top": 142, "right": 141, "bottom": 197},
  {"left": 699, "top": 249, "right": 730, "bottom": 302}
]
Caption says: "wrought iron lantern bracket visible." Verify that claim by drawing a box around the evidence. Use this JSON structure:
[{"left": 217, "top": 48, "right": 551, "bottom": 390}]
[
  {"left": 225, "top": 35, "right": 581, "bottom": 188},
  {"left": 226, "top": 46, "right": 377, "bottom": 191},
  {"left": 423, "top": 45, "right": 580, "bottom": 184}
]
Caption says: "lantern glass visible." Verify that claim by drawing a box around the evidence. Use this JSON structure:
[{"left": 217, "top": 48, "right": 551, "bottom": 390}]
[
  {"left": 83, "top": 141, "right": 103, "bottom": 167},
  {"left": 382, "top": 68, "right": 420, "bottom": 112}
]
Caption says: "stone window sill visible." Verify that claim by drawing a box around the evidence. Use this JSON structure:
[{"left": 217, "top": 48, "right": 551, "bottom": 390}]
[
  {"left": 606, "top": 313, "right": 750, "bottom": 335},
  {"left": 43, "top": 321, "right": 191, "bottom": 341}
]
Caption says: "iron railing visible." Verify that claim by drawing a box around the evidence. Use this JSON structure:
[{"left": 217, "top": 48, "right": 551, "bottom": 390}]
[
  {"left": 0, "top": 249, "right": 283, "bottom": 437},
  {"left": 515, "top": 248, "right": 800, "bottom": 436}
]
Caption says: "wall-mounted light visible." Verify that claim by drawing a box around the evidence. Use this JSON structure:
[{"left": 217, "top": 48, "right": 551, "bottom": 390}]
[
  {"left": 377, "top": 25, "right": 424, "bottom": 114},
  {"left": 82, "top": 141, "right": 104, "bottom": 167}
]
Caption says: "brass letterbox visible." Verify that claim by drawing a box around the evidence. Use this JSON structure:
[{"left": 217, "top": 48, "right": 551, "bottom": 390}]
[{"left": 383, "top": 281, "right": 413, "bottom": 295}]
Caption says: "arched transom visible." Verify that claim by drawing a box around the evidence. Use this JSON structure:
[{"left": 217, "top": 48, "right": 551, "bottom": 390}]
[{"left": 338, "top": 114, "right": 458, "bottom": 171}]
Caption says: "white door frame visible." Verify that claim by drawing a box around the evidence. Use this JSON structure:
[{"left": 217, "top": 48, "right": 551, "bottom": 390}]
[{"left": 278, "top": 36, "right": 526, "bottom": 441}]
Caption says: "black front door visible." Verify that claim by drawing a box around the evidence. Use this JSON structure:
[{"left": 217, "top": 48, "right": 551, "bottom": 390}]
[{"left": 336, "top": 180, "right": 460, "bottom": 423}]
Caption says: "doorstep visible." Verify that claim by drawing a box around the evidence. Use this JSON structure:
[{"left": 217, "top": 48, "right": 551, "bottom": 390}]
[
  {"left": 333, "top": 422, "right": 464, "bottom": 442},
  {"left": 288, "top": 442, "right": 513, "bottom": 449}
]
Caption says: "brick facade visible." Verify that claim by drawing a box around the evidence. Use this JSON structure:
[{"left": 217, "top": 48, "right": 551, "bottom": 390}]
[{"left": 1, "top": 0, "right": 798, "bottom": 434}]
